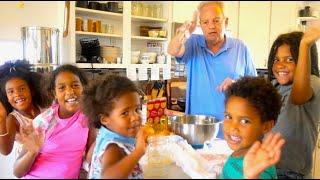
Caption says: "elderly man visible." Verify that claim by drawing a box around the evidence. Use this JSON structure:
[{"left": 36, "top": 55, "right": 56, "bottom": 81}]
[{"left": 168, "top": 1, "right": 257, "bottom": 138}]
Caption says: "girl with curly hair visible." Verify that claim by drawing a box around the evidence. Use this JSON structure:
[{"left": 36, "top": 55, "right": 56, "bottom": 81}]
[
  {"left": 267, "top": 23, "right": 320, "bottom": 178},
  {"left": 12, "top": 64, "right": 96, "bottom": 178},
  {"left": 0, "top": 60, "right": 51, "bottom": 157}
]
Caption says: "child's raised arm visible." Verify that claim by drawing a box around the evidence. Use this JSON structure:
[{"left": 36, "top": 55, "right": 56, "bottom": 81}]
[
  {"left": 291, "top": 20, "right": 320, "bottom": 105},
  {"left": 0, "top": 101, "right": 6, "bottom": 125},
  {"left": 13, "top": 122, "right": 44, "bottom": 178},
  {"left": 100, "top": 127, "right": 149, "bottom": 179},
  {"left": 243, "top": 132, "right": 285, "bottom": 179},
  {"left": 0, "top": 112, "right": 19, "bottom": 155}
]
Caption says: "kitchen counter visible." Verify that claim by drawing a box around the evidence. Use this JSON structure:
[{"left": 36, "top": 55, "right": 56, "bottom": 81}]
[
  {"left": 141, "top": 138, "right": 232, "bottom": 179},
  {"left": 142, "top": 162, "right": 191, "bottom": 179}
]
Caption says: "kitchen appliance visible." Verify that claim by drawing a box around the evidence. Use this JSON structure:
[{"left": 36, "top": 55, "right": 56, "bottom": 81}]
[
  {"left": 88, "top": 2, "right": 100, "bottom": 10},
  {"left": 79, "top": 38, "right": 102, "bottom": 63},
  {"left": 76, "top": 1, "right": 88, "bottom": 8},
  {"left": 107, "top": 2, "right": 118, "bottom": 13},
  {"left": 176, "top": 98, "right": 186, "bottom": 111},
  {"left": 21, "top": 26, "right": 59, "bottom": 72},
  {"left": 168, "top": 115, "right": 220, "bottom": 149}
]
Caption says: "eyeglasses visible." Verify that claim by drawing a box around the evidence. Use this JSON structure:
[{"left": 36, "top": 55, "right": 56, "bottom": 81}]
[{"left": 200, "top": 18, "right": 224, "bottom": 26}]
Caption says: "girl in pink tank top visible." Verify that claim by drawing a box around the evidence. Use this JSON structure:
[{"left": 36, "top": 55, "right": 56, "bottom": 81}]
[{"left": 12, "top": 64, "right": 96, "bottom": 179}]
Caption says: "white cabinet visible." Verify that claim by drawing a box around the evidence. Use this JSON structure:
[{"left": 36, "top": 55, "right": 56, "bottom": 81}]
[
  {"left": 172, "top": 1, "right": 239, "bottom": 37},
  {"left": 0, "top": 1, "right": 64, "bottom": 41},
  {"left": 237, "top": 2, "right": 300, "bottom": 69},
  {"left": 269, "top": 2, "right": 300, "bottom": 49},
  {"left": 224, "top": 2, "right": 239, "bottom": 38},
  {"left": 238, "top": 2, "right": 271, "bottom": 69},
  {"left": 65, "top": 1, "right": 172, "bottom": 72},
  {"left": 172, "top": 1, "right": 200, "bottom": 23}
]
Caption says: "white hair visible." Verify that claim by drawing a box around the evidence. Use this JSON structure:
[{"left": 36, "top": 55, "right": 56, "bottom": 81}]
[{"left": 197, "top": 1, "right": 226, "bottom": 16}]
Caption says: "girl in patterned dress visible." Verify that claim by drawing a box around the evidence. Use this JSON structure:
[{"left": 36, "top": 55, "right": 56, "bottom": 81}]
[{"left": 82, "top": 75, "right": 150, "bottom": 179}]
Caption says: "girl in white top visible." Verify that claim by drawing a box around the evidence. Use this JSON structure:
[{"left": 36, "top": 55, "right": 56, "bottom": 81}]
[{"left": 0, "top": 60, "right": 51, "bottom": 159}]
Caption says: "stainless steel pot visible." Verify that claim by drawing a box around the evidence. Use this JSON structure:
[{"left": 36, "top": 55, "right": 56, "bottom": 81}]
[
  {"left": 168, "top": 115, "right": 220, "bottom": 148},
  {"left": 21, "top": 26, "right": 59, "bottom": 72}
]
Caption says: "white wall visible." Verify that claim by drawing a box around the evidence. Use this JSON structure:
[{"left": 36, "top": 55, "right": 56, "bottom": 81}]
[
  {"left": 0, "top": 1, "right": 66, "bottom": 64},
  {"left": 0, "top": 3, "right": 65, "bottom": 176},
  {"left": 0, "top": 154, "right": 15, "bottom": 178}
]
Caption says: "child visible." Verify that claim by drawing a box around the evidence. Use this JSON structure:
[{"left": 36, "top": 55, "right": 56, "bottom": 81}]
[
  {"left": 267, "top": 24, "right": 320, "bottom": 178},
  {"left": 13, "top": 64, "right": 95, "bottom": 178},
  {"left": 81, "top": 75, "right": 151, "bottom": 179},
  {"left": 0, "top": 60, "right": 51, "bottom": 157},
  {"left": 220, "top": 76, "right": 285, "bottom": 179}
]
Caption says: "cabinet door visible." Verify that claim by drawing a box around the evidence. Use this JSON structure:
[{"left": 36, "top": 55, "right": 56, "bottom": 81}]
[
  {"left": 172, "top": 1, "right": 200, "bottom": 23},
  {"left": 269, "top": 2, "right": 299, "bottom": 50},
  {"left": 224, "top": 1, "right": 239, "bottom": 38},
  {"left": 238, "top": 2, "right": 271, "bottom": 69},
  {"left": 172, "top": 2, "right": 239, "bottom": 37}
]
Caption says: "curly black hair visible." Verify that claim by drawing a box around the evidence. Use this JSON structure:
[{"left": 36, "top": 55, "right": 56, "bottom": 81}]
[
  {"left": 0, "top": 60, "right": 51, "bottom": 113},
  {"left": 81, "top": 75, "right": 139, "bottom": 129},
  {"left": 267, "top": 31, "right": 319, "bottom": 81},
  {"left": 47, "top": 64, "right": 88, "bottom": 98},
  {"left": 225, "top": 76, "right": 282, "bottom": 123}
]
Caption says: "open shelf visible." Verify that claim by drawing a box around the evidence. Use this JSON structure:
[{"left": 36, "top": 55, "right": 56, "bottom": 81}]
[
  {"left": 75, "top": 7, "right": 123, "bottom": 21},
  {"left": 76, "top": 63, "right": 126, "bottom": 69},
  {"left": 76, "top": 63, "right": 170, "bottom": 69},
  {"left": 75, "top": 31, "right": 122, "bottom": 38},
  {"left": 131, "top": 15, "right": 167, "bottom": 23},
  {"left": 131, "top": 35, "right": 167, "bottom": 41}
]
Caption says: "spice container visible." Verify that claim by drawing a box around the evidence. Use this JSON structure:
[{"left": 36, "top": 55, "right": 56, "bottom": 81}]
[{"left": 76, "top": 17, "right": 83, "bottom": 31}]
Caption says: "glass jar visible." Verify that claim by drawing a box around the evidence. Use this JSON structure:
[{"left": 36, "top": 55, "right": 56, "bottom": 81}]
[
  {"left": 132, "top": 2, "right": 137, "bottom": 15},
  {"left": 150, "top": 4, "right": 157, "bottom": 18},
  {"left": 148, "top": 4, "right": 153, "bottom": 17},
  {"left": 76, "top": 17, "right": 83, "bottom": 31},
  {"left": 136, "top": 2, "right": 142, "bottom": 16},
  {"left": 105, "top": 24, "right": 114, "bottom": 34},
  {"left": 145, "top": 136, "right": 173, "bottom": 177},
  {"left": 142, "top": 3, "right": 149, "bottom": 17},
  {"left": 156, "top": 4, "right": 163, "bottom": 18}
]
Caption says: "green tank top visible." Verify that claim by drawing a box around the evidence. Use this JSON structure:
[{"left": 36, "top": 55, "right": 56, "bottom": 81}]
[{"left": 220, "top": 155, "right": 277, "bottom": 179}]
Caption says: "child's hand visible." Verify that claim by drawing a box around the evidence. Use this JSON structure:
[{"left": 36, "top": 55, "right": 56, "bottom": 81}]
[
  {"left": 134, "top": 127, "right": 149, "bottom": 156},
  {"left": 16, "top": 121, "right": 45, "bottom": 154},
  {"left": 301, "top": 20, "right": 320, "bottom": 46},
  {"left": 0, "top": 101, "right": 7, "bottom": 123},
  {"left": 243, "top": 132, "right": 285, "bottom": 179}
]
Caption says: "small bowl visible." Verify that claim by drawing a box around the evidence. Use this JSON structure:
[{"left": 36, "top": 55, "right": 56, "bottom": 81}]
[
  {"left": 148, "top": 30, "right": 159, "bottom": 38},
  {"left": 140, "top": 55, "right": 150, "bottom": 64},
  {"left": 158, "top": 30, "right": 167, "bottom": 38},
  {"left": 132, "top": 51, "right": 140, "bottom": 56},
  {"left": 142, "top": 52, "right": 157, "bottom": 64},
  {"left": 131, "top": 56, "right": 139, "bottom": 64}
]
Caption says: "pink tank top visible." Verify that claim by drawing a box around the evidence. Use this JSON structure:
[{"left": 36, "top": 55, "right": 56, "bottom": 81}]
[{"left": 23, "top": 104, "right": 89, "bottom": 179}]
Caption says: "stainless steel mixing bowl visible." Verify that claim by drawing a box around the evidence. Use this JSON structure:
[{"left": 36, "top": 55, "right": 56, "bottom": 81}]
[{"left": 168, "top": 115, "right": 220, "bottom": 148}]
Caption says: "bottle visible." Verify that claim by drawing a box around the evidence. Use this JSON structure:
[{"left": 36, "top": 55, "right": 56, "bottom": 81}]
[
  {"left": 305, "top": 6, "right": 311, "bottom": 17},
  {"left": 141, "top": 96, "right": 148, "bottom": 125}
]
